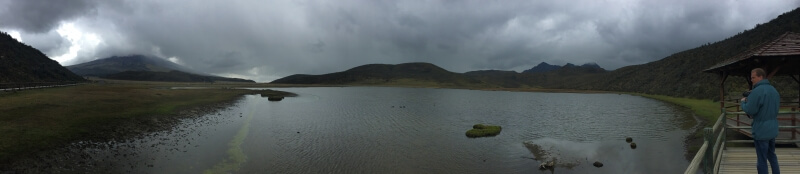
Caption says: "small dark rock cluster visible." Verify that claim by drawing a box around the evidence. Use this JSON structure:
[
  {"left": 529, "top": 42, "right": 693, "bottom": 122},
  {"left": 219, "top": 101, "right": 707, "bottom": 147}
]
[{"left": 626, "top": 137, "right": 637, "bottom": 149}]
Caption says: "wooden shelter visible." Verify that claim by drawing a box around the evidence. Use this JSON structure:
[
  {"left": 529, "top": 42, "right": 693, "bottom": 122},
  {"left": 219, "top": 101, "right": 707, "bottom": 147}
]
[
  {"left": 685, "top": 32, "right": 800, "bottom": 174},
  {"left": 705, "top": 32, "right": 800, "bottom": 108}
]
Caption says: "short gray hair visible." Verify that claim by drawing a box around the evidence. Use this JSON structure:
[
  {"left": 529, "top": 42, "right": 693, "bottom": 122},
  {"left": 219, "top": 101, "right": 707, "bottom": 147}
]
[{"left": 752, "top": 68, "right": 766, "bottom": 78}]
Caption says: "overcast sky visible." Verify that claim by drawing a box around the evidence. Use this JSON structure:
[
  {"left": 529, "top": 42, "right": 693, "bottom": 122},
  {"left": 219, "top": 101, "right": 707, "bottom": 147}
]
[{"left": 1, "top": 0, "right": 798, "bottom": 82}]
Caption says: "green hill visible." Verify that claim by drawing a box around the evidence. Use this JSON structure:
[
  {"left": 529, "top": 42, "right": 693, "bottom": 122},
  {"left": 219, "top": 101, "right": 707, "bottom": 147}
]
[
  {"left": 552, "top": 8, "right": 800, "bottom": 99},
  {"left": 0, "top": 32, "right": 84, "bottom": 83}
]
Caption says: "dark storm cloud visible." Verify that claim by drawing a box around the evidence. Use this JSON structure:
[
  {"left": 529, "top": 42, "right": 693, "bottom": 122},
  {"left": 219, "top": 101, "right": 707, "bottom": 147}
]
[
  {"left": 16, "top": 29, "right": 70, "bottom": 56},
  {"left": 1, "top": 0, "right": 798, "bottom": 82},
  {"left": 0, "top": 0, "right": 95, "bottom": 33}
]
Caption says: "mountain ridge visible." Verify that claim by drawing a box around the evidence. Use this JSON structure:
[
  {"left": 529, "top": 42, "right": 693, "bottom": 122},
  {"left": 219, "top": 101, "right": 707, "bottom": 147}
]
[
  {"left": 67, "top": 55, "right": 254, "bottom": 83},
  {"left": 522, "top": 62, "right": 560, "bottom": 74},
  {"left": 271, "top": 62, "right": 489, "bottom": 87},
  {"left": 0, "top": 31, "right": 84, "bottom": 83},
  {"left": 522, "top": 62, "right": 605, "bottom": 74},
  {"left": 269, "top": 7, "right": 800, "bottom": 99},
  {"left": 103, "top": 70, "right": 254, "bottom": 83},
  {"left": 67, "top": 55, "right": 196, "bottom": 77},
  {"left": 556, "top": 7, "right": 800, "bottom": 99},
  {"left": 271, "top": 61, "right": 606, "bottom": 89}
]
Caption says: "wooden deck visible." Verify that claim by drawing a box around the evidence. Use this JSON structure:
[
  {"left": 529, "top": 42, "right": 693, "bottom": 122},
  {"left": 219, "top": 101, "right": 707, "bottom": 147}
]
[{"left": 718, "top": 147, "right": 800, "bottom": 174}]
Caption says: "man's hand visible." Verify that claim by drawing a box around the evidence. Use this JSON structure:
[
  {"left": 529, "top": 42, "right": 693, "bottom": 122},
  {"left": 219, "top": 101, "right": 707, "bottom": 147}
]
[{"left": 741, "top": 97, "right": 747, "bottom": 102}]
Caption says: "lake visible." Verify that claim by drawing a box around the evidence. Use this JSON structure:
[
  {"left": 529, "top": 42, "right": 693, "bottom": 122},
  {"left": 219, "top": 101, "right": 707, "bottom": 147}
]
[{"left": 16, "top": 87, "right": 698, "bottom": 173}]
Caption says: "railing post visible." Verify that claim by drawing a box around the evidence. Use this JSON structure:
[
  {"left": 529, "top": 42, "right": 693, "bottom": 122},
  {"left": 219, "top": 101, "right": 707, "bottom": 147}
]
[
  {"left": 703, "top": 127, "right": 713, "bottom": 174},
  {"left": 736, "top": 100, "right": 741, "bottom": 126},
  {"left": 793, "top": 107, "right": 796, "bottom": 140}
]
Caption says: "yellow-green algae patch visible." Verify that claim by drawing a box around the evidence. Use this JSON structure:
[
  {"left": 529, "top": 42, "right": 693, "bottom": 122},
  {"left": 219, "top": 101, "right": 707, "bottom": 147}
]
[
  {"left": 203, "top": 108, "right": 254, "bottom": 174},
  {"left": 465, "top": 124, "right": 502, "bottom": 138}
]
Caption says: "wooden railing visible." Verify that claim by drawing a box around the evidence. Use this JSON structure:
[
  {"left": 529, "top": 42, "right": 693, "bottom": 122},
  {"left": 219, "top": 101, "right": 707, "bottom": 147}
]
[
  {"left": 0, "top": 81, "right": 84, "bottom": 91},
  {"left": 726, "top": 99, "right": 800, "bottom": 140},
  {"left": 685, "top": 111, "right": 800, "bottom": 174},
  {"left": 685, "top": 112, "right": 725, "bottom": 174}
]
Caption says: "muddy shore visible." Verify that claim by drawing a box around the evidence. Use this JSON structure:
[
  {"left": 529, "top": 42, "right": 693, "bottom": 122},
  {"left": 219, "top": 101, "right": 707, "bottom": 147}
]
[{"left": 0, "top": 95, "right": 251, "bottom": 173}]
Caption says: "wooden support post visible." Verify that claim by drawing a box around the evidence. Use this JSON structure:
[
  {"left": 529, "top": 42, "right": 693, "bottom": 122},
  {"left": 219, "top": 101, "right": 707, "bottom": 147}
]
[
  {"left": 703, "top": 128, "right": 714, "bottom": 174},
  {"left": 745, "top": 76, "right": 753, "bottom": 90},
  {"left": 766, "top": 65, "right": 781, "bottom": 79},
  {"left": 737, "top": 112, "right": 741, "bottom": 127},
  {"left": 720, "top": 72, "right": 728, "bottom": 111},
  {"left": 793, "top": 75, "right": 800, "bottom": 109}
]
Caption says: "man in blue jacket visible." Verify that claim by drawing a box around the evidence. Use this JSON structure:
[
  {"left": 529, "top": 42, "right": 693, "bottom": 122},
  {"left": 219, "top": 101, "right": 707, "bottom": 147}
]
[{"left": 741, "top": 68, "right": 780, "bottom": 174}]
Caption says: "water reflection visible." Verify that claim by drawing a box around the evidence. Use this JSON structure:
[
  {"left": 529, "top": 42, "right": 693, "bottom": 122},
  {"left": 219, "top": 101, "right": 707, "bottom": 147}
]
[
  {"left": 7, "top": 87, "right": 697, "bottom": 173},
  {"left": 522, "top": 137, "right": 690, "bottom": 173}
]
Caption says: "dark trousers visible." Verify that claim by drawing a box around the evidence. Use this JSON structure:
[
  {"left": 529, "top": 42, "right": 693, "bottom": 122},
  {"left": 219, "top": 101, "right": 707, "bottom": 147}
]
[{"left": 754, "top": 138, "right": 779, "bottom": 174}]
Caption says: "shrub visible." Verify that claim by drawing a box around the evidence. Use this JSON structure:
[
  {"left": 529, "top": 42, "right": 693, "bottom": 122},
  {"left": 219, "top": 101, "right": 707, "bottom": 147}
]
[{"left": 466, "top": 124, "right": 502, "bottom": 138}]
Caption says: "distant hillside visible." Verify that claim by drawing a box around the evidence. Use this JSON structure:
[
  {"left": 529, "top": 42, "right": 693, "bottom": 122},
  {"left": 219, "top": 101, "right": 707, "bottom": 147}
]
[
  {"left": 68, "top": 55, "right": 255, "bottom": 83},
  {"left": 271, "top": 62, "right": 490, "bottom": 87},
  {"left": 464, "top": 62, "right": 606, "bottom": 88},
  {"left": 552, "top": 8, "right": 800, "bottom": 99},
  {"left": 464, "top": 70, "right": 539, "bottom": 88},
  {"left": 103, "top": 70, "right": 254, "bottom": 83},
  {"left": 67, "top": 55, "right": 195, "bottom": 77},
  {"left": 0, "top": 32, "right": 84, "bottom": 83},
  {"left": 522, "top": 62, "right": 561, "bottom": 74},
  {"left": 521, "top": 62, "right": 606, "bottom": 74},
  {"left": 551, "top": 63, "right": 606, "bottom": 75},
  {"left": 269, "top": 8, "right": 800, "bottom": 99},
  {"left": 271, "top": 61, "right": 606, "bottom": 88}
]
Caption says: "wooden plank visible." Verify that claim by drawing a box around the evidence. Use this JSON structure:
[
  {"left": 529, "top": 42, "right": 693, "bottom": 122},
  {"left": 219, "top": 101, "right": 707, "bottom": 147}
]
[
  {"left": 719, "top": 147, "right": 800, "bottom": 173},
  {"left": 727, "top": 111, "right": 800, "bottom": 115}
]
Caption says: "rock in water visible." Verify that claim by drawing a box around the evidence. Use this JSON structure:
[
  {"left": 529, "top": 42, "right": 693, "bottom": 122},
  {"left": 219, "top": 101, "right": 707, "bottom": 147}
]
[
  {"left": 593, "top": 161, "right": 603, "bottom": 167},
  {"left": 625, "top": 137, "right": 633, "bottom": 143},
  {"left": 268, "top": 96, "right": 284, "bottom": 101},
  {"left": 539, "top": 161, "right": 555, "bottom": 170},
  {"left": 630, "top": 142, "right": 637, "bottom": 149}
]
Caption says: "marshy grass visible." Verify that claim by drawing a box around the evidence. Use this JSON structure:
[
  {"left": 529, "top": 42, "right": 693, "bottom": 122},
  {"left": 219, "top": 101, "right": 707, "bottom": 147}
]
[
  {"left": 466, "top": 124, "right": 502, "bottom": 138},
  {"left": 634, "top": 93, "right": 720, "bottom": 123},
  {"left": 0, "top": 83, "right": 294, "bottom": 165}
]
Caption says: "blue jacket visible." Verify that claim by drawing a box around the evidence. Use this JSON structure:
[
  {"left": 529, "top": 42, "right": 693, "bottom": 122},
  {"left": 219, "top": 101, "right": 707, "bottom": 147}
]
[{"left": 741, "top": 79, "right": 780, "bottom": 140}]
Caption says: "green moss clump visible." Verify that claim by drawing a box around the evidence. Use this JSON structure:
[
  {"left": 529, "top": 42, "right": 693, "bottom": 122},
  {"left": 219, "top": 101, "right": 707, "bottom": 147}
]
[{"left": 466, "top": 124, "right": 502, "bottom": 138}]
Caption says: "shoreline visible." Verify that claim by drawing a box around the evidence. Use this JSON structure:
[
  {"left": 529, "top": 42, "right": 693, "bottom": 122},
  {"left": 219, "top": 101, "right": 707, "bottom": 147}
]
[
  {"left": 0, "top": 83, "right": 296, "bottom": 170},
  {"left": 477, "top": 87, "right": 716, "bottom": 160},
  {"left": 263, "top": 84, "right": 714, "bottom": 159},
  {"left": 333, "top": 85, "right": 716, "bottom": 160},
  {"left": 2, "top": 96, "right": 247, "bottom": 172},
  {"left": 0, "top": 83, "right": 713, "bottom": 170}
]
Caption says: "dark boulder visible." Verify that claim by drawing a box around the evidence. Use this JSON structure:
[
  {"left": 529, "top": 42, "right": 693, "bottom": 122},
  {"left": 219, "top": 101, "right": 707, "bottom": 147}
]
[
  {"left": 593, "top": 161, "right": 603, "bottom": 167},
  {"left": 268, "top": 96, "right": 284, "bottom": 101}
]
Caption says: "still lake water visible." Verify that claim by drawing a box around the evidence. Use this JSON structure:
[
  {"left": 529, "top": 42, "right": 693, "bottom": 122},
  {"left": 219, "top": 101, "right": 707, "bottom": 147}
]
[{"left": 25, "top": 87, "right": 698, "bottom": 173}]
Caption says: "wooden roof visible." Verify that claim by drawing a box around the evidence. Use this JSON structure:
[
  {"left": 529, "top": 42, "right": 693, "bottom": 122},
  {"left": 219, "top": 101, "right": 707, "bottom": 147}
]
[{"left": 704, "top": 32, "right": 800, "bottom": 77}]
